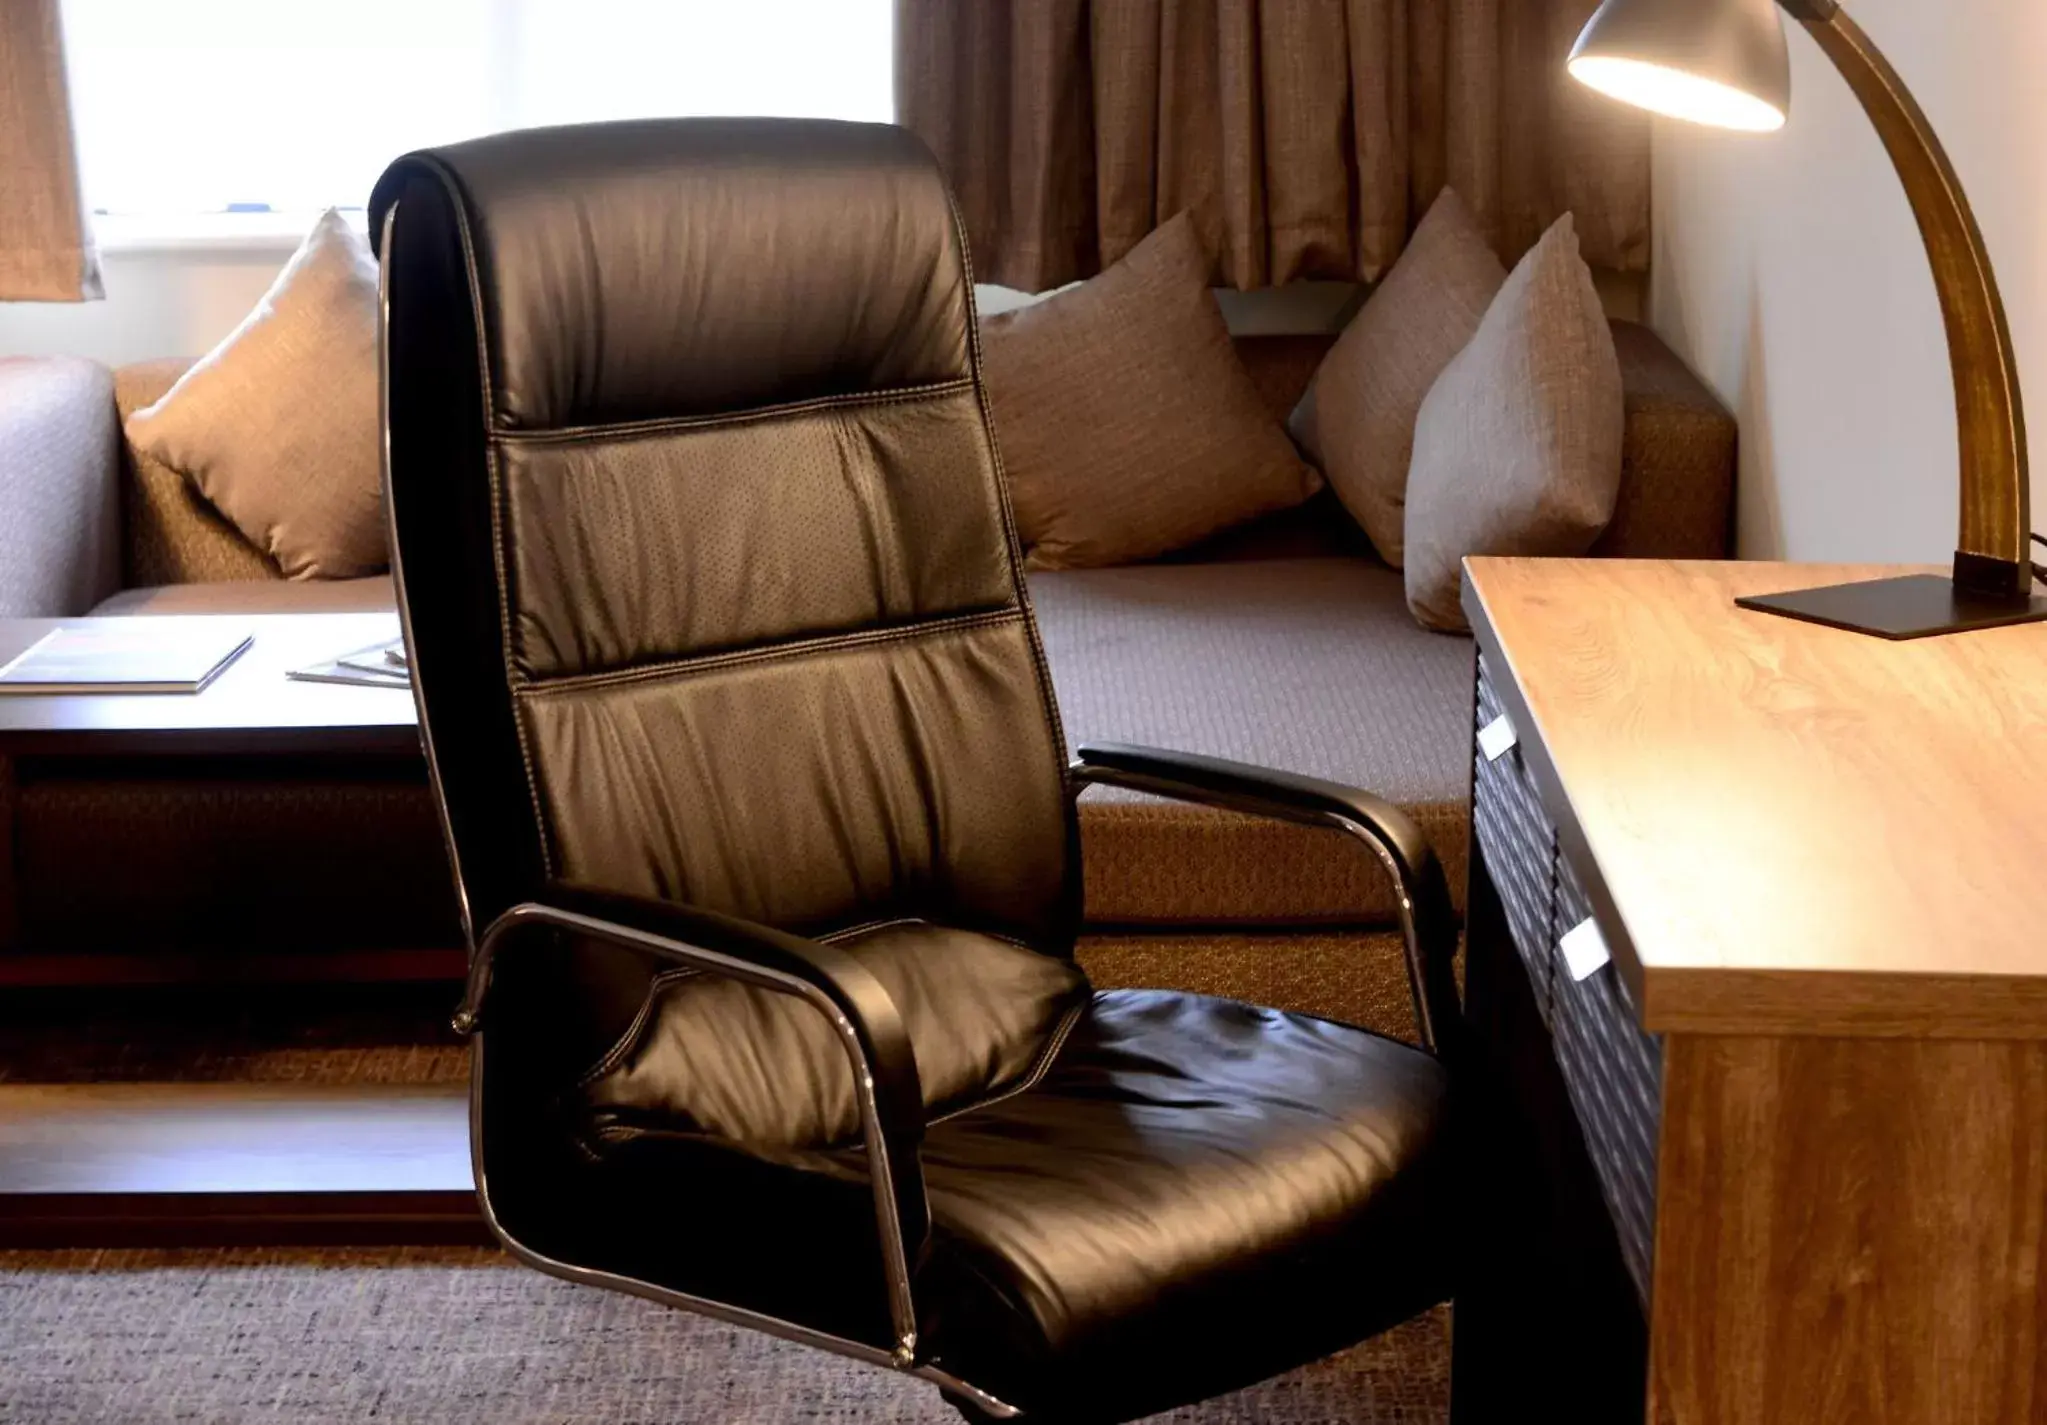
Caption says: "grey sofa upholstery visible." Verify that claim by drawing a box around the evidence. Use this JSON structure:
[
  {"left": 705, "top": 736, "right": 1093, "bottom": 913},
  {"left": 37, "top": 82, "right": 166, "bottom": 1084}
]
[{"left": 0, "top": 356, "right": 120, "bottom": 619}]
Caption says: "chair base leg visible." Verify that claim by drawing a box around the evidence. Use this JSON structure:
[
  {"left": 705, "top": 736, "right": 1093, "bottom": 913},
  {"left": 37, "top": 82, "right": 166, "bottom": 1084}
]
[{"left": 942, "top": 1389, "right": 1050, "bottom": 1423}]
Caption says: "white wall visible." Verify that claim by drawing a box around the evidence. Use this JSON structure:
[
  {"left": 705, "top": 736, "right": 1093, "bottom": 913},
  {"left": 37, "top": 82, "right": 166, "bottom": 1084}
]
[
  {"left": 1649, "top": 0, "right": 2047, "bottom": 562},
  {"left": 0, "top": 228, "right": 303, "bottom": 367}
]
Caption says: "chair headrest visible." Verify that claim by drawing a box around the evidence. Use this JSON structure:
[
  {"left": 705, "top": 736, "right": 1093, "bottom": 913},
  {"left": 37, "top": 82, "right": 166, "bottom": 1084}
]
[{"left": 370, "top": 118, "right": 973, "bottom": 432}]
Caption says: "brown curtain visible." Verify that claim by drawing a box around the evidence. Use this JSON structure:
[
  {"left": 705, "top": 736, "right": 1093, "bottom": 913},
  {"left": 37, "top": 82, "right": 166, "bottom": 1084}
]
[
  {"left": 0, "top": 0, "right": 103, "bottom": 301},
  {"left": 896, "top": 0, "right": 1649, "bottom": 292}
]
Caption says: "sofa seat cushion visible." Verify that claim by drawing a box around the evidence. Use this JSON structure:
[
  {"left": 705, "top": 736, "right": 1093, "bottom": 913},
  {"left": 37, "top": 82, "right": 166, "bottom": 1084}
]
[
  {"left": 1030, "top": 556, "right": 1473, "bottom": 925},
  {"left": 93, "top": 575, "right": 396, "bottom": 616}
]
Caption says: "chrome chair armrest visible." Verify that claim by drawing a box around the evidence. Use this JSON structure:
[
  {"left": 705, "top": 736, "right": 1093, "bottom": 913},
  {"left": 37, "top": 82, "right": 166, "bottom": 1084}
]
[
  {"left": 459, "top": 883, "right": 929, "bottom": 1364},
  {"left": 1071, "top": 742, "right": 1462, "bottom": 1059}
]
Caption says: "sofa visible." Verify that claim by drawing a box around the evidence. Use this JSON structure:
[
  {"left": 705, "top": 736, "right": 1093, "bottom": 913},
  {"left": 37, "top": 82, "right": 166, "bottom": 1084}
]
[{"left": 0, "top": 322, "right": 1735, "bottom": 1036}]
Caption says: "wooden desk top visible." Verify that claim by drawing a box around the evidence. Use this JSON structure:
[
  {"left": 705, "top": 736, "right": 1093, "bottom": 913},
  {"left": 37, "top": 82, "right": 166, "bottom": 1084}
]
[
  {"left": 0, "top": 613, "right": 419, "bottom": 757},
  {"left": 1464, "top": 559, "right": 2047, "bottom": 1038}
]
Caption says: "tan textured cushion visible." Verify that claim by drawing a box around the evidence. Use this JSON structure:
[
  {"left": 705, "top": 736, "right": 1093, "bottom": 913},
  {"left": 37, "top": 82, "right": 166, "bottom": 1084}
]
[
  {"left": 115, "top": 359, "right": 279, "bottom": 587},
  {"left": 93, "top": 575, "right": 394, "bottom": 616},
  {"left": 1404, "top": 214, "right": 1624, "bottom": 633},
  {"left": 1287, "top": 191, "right": 1506, "bottom": 568},
  {"left": 1030, "top": 556, "right": 1474, "bottom": 926},
  {"left": 980, "top": 213, "right": 1321, "bottom": 570},
  {"left": 1595, "top": 320, "right": 1737, "bottom": 559},
  {"left": 124, "top": 211, "right": 385, "bottom": 581},
  {"left": 1079, "top": 931, "right": 1419, "bottom": 1043}
]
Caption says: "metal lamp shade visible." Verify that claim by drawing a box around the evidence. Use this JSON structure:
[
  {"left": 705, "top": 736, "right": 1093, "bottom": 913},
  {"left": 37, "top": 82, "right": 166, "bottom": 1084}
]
[{"left": 1568, "top": 0, "right": 1792, "bottom": 132}]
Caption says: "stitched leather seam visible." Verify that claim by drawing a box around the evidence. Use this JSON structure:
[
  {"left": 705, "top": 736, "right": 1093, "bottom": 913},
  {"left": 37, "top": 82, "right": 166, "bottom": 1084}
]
[
  {"left": 817, "top": 915, "right": 921, "bottom": 946},
  {"left": 941, "top": 179, "right": 1083, "bottom": 944},
  {"left": 511, "top": 606, "right": 1025, "bottom": 698},
  {"left": 927, "top": 993, "right": 1086, "bottom": 1129},
  {"left": 410, "top": 151, "right": 559, "bottom": 879},
  {"left": 492, "top": 377, "right": 976, "bottom": 446},
  {"left": 573, "top": 965, "right": 703, "bottom": 1091},
  {"left": 818, "top": 915, "right": 1034, "bottom": 955}
]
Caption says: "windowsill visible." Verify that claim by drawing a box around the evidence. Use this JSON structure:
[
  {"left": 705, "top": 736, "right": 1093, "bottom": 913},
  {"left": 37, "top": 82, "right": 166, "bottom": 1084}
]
[{"left": 92, "top": 210, "right": 367, "bottom": 256}]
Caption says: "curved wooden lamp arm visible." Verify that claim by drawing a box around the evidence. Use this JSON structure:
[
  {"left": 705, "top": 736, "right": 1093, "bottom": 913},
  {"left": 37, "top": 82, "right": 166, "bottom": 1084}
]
[{"left": 1788, "top": 0, "right": 2032, "bottom": 595}]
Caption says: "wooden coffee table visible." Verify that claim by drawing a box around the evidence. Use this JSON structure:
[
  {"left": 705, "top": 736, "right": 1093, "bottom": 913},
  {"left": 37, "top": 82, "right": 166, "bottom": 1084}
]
[
  {"left": 0, "top": 611, "right": 419, "bottom": 757},
  {"left": 0, "top": 612, "right": 481, "bottom": 1247}
]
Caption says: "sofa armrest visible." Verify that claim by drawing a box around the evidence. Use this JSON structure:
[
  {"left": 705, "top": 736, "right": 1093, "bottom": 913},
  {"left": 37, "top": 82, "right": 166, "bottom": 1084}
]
[
  {"left": 0, "top": 357, "right": 121, "bottom": 617},
  {"left": 1070, "top": 742, "right": 1461, "bottom": 1061},
  {"left": 1600, "top": 320, "right": 1739, "bottom": 561}
]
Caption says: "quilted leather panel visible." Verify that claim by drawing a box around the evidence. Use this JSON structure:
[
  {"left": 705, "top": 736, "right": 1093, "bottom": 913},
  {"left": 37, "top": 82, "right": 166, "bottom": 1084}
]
[
  {"left": 385, "top": 120, "right": 972, "bottom": 431},
  {"left": 501, "top": 385, "right": 1014, "bottom": 677},
  {"left": 578, "top": 920, "right": 1088, "bottom": 1149},
  {"left": 516, "top": 614, "right": 1070, "bottom": 939}
]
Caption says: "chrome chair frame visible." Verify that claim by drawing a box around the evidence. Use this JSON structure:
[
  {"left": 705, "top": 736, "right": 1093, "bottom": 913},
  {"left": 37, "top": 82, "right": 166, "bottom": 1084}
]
[{"left": 449, "top": 741, "right": 1461, "bottom": 1419}]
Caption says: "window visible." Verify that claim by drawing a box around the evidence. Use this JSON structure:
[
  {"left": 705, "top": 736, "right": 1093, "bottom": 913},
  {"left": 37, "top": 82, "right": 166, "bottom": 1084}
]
[{"left": 60, "top": 1, "right": 894, "bottom": 222}]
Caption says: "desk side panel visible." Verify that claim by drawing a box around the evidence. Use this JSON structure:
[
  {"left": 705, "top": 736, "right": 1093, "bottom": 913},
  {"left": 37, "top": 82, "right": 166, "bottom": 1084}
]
[{"left": 1649, "top": 1033, "right": 2047, "bottom": 1425}]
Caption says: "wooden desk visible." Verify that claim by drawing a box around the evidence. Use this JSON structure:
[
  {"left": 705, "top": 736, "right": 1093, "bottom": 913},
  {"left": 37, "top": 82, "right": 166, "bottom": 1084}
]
[{"left": 1454, "top": 559, "right": 2047, "bottom": 1425}]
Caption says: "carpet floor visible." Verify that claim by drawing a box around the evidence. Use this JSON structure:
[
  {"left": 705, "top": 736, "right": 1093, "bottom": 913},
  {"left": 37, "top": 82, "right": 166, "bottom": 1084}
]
[{"left": 0, "top": 1247, "right": 1451, "bottom": 1424}]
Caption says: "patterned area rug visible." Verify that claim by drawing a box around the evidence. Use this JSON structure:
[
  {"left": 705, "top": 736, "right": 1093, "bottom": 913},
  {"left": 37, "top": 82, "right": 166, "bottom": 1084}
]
[{"left": 0, "top": 1248, "right": 1452, "bottom": 1424}]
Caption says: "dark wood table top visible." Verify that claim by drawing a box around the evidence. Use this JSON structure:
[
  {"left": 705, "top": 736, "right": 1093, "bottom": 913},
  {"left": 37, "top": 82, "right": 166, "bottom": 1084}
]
[
  {"left": 0, "top": 1082, "right": 484, "bottom": 1247},
  {"left": 0, "top": 613, "right": 422, "bottom": 757}
]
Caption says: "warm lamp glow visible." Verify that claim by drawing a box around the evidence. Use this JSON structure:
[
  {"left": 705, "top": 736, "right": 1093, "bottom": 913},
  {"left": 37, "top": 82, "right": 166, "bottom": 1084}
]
[{"left": 1568, "top": 55, "right": 1787, "bottom": 132}]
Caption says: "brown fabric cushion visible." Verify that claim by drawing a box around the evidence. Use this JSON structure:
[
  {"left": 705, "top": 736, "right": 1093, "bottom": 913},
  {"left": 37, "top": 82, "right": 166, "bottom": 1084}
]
[
  {"left": 1287, "top": 191, "right": 1506, "bottom": 567},
  {"left": 115, "top": 359, "right": 279, "bottom": 587},
  {"left": 980, "top": 213, "right": 1321, "bottom": 570},
  {"left": 1030, "top": 556, "right": 1474, "bottom": 927},
  {"left": 10, "top": 770, "right": 458, "bottom": 955},
  {"left": 1233, "top": 333, "right": 1338, "bottom": 426},
  {"left": 1596, "top": 319, "right": 1738, "bottom": 559},
  {"left": 1404, "top": 214, "right": 1624, "bottom": 633},
  {"left": 124, "top": 211, "right": 385, "bottom": 580},
  {"left": 1079, "top": 930, "right": 1419, "bottom": 1044},
  {"left": 93, "top": 575, "right": 394, "bottom": 616}
]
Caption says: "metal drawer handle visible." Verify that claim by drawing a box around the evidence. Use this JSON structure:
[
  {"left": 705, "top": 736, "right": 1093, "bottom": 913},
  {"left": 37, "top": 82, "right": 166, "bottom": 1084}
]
[
  {"left": 1478, "top": 712, "right": 1518, "bottom": 762},
  {"left": 1560, "top": 916, "right": 1611, "bottom": 981}
]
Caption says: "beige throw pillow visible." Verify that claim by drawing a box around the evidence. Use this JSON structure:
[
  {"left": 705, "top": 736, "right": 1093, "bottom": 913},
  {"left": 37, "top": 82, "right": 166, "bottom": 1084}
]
[
  {"left": 1402, "top": 214, "right": 1624, "bottom": 633},
  {"left": 980, "top": 213, "right": 1321, "bottom": 570},
  {"left": 125, "top": 209, "right": 385, "bottom": 580},
  {"left": 1288, "top": 189, "right": 1506, "bottom": 568}
]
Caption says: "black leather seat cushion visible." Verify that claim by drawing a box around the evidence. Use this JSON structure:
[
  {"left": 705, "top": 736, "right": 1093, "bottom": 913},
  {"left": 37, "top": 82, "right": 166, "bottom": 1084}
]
[
  {"left": 552, "top": 986, "right": 1451, "bottom": 1422},
  {"left": 577, "top": 922, "right": 1089, "bottom": 1149},
  {"left": 916, "top": 990, "right": 1452, "bottom": 1418}
]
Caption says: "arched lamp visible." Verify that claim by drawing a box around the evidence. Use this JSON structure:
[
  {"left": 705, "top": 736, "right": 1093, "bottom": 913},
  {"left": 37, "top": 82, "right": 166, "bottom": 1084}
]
[{"left": 1569, "top": 0, "right": 2047, "bottom": 638}]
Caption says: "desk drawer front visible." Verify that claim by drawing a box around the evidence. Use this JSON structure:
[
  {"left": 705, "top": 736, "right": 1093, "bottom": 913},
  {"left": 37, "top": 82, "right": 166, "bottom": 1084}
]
[
  {"left": 1552, "top": 855, "right": 1664, "bottom": 1305},
  {"left": 1473, "top": 655, "right": 1558, "bottom": 1027}
]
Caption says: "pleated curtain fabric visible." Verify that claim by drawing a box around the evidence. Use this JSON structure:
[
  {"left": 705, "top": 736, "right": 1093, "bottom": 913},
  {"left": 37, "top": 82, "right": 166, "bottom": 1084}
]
[
  {"left": 895, "top": 0, "right": 1649, "bottom": 292},
  {"left": 0, "top": 0, "right": 103, "bottom": 301}
]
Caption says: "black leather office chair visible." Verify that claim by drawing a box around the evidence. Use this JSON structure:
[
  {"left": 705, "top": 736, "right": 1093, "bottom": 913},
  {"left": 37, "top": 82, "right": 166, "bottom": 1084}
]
[{"left": 371, "top": 118, "right": 1460, "bottom": 1424}]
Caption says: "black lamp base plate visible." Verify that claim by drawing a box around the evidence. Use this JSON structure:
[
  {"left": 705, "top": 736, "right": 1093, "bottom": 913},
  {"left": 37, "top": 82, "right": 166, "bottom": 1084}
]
[{"left": 1735, "top": 573, "right": 2047, "bottom": 640}]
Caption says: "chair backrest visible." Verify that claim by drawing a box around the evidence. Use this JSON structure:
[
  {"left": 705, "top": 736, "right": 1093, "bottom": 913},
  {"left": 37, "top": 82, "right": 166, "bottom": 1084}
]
[{"left": 371, "top": 119, "right": 1078, "bottom": 955}]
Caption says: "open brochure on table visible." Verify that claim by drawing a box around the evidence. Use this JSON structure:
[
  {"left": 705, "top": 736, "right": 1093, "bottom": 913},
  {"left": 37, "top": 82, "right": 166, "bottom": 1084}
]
[{"left": 288, "top": 636, "right": 411, "bottom": 689}]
